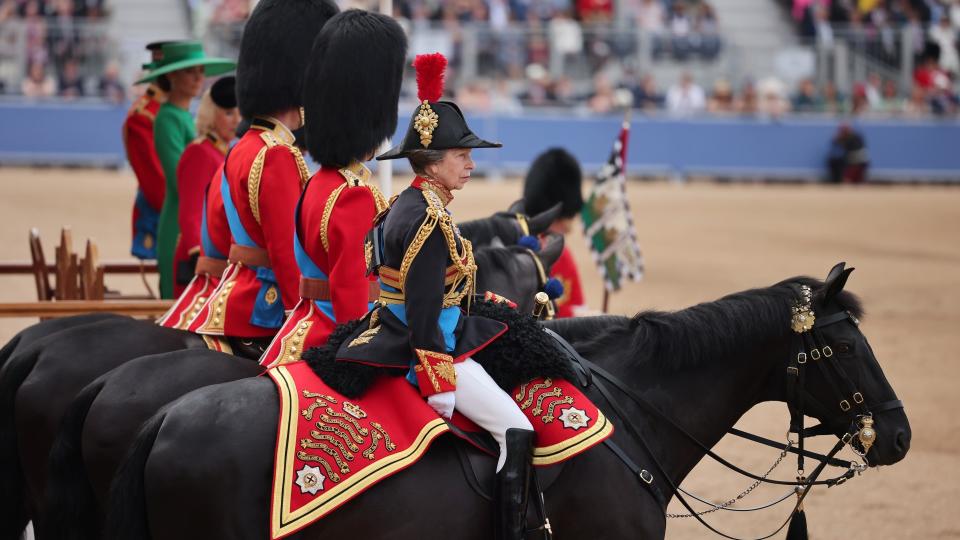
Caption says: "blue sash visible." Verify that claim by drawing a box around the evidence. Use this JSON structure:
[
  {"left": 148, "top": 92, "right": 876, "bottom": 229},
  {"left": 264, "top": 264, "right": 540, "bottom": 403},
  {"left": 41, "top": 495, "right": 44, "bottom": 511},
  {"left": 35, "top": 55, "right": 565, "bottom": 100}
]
[
  {"left": 220, "top": 168, "right": 284, "bottom": 329},
  {"left": 199, "top": 194, "right": 226, "bottom": 260},
  {"left": 130, "top": 189, "right": 159, "bottom": 260},
  {"left": 292, "top": 185, "right": 375, "bottom": 322}
]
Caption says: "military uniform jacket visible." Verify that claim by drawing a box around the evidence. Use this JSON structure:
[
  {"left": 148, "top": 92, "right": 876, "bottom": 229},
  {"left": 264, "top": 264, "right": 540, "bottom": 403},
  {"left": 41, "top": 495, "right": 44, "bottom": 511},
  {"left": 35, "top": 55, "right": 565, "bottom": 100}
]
[
  {"left": 260, "top": 163, "right": 386, "bottom": 368},
  {"left": 335, "top": 177, "right": 507, "bottom": 397},
  {"left": 122, "top": 87, "right": 165, "bottom": 259},
  {"left": 157, "top": 162, "right": 232, "bottom": 330},
  {"left": 190, "top": 117, "right": 310, "bottom": 338},
  {"left": 172, "top": 133, "right": 228, "bottom": 297}
]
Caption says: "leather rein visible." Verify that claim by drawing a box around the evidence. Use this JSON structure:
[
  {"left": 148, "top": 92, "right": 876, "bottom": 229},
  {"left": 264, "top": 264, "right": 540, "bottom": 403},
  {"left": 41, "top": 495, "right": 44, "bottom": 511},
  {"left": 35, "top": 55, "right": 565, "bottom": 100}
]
[{"left": 544, "top": 284, "right": 904, "bottom": 540}]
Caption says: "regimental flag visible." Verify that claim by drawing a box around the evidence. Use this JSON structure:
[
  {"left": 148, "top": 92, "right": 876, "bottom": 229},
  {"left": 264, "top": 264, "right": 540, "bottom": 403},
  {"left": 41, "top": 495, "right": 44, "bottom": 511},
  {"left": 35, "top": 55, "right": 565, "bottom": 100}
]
[{"left": 581, "top": 119, "right": 644, "bottom": 292}]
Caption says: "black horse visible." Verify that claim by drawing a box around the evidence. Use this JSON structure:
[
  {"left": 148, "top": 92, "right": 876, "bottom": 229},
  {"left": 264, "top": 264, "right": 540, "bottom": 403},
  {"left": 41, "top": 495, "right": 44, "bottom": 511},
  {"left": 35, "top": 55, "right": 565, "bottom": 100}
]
[
  {"left": 33, "top": 239, "right": 563, "bottom": 540},
  {"left": 104, "top": 266, "right": 910, "bottom": 540},
  {"left": 0, "top": 204, "right": 559, "bottom": 540}
]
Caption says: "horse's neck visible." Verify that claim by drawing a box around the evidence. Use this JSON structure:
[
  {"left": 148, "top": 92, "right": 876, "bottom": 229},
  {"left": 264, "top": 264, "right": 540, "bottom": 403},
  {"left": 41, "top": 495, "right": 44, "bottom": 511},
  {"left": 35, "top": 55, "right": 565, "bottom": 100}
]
[{"left": 615, "top": 337, "right": 792, "bottom": 489}]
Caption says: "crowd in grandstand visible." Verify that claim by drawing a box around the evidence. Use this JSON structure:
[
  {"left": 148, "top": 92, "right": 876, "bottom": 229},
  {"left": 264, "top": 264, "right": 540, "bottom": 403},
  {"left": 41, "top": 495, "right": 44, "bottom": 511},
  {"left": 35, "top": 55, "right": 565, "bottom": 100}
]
[{"left": 2, "top": 0, "right": 959, "bottom": 117}]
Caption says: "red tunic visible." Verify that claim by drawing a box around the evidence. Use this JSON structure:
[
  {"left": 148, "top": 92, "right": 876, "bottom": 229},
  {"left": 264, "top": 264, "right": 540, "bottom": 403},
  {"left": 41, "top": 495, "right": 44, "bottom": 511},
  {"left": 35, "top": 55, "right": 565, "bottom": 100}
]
[
  {"left": 190, "top": 118, "right": 309, "bottom": 338},
  {"left": 171, "top": 135, "right": 228, "bottom": 296},
  {"left": 260, "top": 163, "right": 385, "bottom": 368},
  {"left": 122, "top": 87, "right": 166, "bottom": 257},
  {"left": 157, "top": 163, "right": 233, "bottom": 330},
  {"left": 550, "top": 245, "right": 585, "bottom": 319}
]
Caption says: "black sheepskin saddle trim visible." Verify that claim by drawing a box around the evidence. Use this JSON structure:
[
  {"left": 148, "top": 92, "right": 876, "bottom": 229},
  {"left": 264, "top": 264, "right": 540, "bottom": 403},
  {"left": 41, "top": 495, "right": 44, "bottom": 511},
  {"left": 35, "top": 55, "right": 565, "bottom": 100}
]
[{"left": 302, "top": 301, "right": 576, "bottom": 398}]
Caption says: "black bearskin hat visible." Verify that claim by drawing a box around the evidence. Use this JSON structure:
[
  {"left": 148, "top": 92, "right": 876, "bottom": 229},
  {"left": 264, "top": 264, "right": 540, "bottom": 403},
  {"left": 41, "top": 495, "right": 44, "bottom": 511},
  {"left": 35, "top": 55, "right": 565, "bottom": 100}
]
[
  {"left": 236, "top": 0, "right": 339, "bottom": 119},
  {"left": 523, "top": 148, "right": 583, "bottom": 219},
  {"left": 210, "top": 76, "right": 237, "bottom": 109},
  {"left": 304, "top": 10, "right": 407, "bottom": 168}
]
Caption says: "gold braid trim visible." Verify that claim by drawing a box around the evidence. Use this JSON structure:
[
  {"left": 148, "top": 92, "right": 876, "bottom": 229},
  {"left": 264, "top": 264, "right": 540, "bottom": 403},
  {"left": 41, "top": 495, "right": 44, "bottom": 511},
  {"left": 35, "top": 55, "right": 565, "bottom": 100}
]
[
  {"left": 249, "top": 131, "right": 310, "bottom": 225},
  {"left": 320, "top": 183, "right": 348, "bottom": 253},
  {"left": 398, "top": 205, "right": 440, "bottom": 287}
]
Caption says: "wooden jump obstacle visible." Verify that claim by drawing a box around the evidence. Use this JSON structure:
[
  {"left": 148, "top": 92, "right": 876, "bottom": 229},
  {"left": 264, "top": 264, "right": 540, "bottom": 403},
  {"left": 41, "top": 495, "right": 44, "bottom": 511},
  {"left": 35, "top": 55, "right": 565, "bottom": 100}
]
[{"left": 0, "top": 228, "right": 173, "bottom": 319}]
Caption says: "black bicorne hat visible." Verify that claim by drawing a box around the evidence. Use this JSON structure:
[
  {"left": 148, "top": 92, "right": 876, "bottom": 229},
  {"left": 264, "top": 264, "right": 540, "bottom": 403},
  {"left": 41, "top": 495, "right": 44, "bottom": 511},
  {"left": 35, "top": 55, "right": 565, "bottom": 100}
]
[
  {"left": 523, "top": 147, "right": 584, "bottom": 219},
  {"left": 377, "top": 53, "right": 501, "bottom": 161},
  {"left": 304, "top": 10, "right": 407, "bottom": 168},
  {"left": 210, "top": 75, "right": 237, "bottom": 109},
  {"left": 236, "top": 0, "right": 339, "bottom": 119}
]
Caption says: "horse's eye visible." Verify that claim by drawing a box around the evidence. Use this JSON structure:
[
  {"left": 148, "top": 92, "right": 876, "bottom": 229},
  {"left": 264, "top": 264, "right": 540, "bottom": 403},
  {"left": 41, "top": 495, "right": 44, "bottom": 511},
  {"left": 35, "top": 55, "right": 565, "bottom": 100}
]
[{"left": 836, "top": 343, "right": 851, "bottom": 354}]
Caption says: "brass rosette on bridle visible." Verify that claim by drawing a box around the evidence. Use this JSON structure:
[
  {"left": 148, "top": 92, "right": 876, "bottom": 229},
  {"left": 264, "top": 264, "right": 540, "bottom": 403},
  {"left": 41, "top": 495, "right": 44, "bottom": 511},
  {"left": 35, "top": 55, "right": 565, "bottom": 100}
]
[
  {"left": 790, "top": 285, "right": 816, "bottom": 333},
  {"left": 414, "top": 100, "right": 439, "bottom": 147}
]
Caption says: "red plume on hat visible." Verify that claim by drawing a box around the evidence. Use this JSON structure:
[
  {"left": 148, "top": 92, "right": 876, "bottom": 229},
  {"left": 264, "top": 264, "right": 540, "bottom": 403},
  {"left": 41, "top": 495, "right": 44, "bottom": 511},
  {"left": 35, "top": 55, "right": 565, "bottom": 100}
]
[{"left": 414, "top": 53, "right": 446, "bottom": 103}]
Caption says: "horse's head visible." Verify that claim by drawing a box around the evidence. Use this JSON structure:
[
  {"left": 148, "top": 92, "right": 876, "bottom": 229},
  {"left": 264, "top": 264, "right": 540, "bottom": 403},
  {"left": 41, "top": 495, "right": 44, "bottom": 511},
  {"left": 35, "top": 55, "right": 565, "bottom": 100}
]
[
  {"left": 473, "top": 234, "right": 564, "bottom": 313},
  {"left": 791, "top": 263, "right": 910, "bottom": 467}
]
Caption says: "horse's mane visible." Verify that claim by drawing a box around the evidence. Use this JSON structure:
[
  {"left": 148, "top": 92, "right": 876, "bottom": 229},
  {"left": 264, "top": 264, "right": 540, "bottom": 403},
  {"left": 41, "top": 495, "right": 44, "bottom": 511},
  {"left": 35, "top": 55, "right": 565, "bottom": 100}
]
[{"left": 574, "top": 277, "right": 864, "bottom": 371}]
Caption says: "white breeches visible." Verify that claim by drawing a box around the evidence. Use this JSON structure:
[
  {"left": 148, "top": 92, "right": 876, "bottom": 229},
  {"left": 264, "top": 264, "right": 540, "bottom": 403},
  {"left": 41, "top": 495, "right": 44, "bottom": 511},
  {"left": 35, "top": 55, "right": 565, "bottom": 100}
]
[{"left": 454, "top": 358, "right": 534, "bottom": 471}]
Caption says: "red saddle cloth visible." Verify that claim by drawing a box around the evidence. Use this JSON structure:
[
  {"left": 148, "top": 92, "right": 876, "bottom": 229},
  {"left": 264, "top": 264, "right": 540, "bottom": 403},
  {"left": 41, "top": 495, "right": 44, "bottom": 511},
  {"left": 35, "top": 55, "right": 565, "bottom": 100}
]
[{"left": 267, "top": 361, "right": 613, "bottom": 539}]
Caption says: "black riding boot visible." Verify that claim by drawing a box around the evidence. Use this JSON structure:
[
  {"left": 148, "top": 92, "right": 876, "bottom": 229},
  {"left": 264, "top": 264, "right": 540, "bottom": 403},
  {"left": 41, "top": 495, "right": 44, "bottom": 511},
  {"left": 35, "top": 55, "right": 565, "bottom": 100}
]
[{"left": 496, "top": 428, "right": 535, "bottom": 540}]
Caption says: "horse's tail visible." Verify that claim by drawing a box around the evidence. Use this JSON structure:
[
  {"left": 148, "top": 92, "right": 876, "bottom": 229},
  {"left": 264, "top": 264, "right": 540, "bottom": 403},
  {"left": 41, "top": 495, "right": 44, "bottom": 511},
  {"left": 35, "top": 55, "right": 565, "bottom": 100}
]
[
  {"left": 43, "top": 378, "right": 107, "bottom": 540},
  {"left": 102, "top": 409, "right": 166, "bottom": 540},
  {"left": 0, "top": 344, "right": 41, "bottom": 540}
]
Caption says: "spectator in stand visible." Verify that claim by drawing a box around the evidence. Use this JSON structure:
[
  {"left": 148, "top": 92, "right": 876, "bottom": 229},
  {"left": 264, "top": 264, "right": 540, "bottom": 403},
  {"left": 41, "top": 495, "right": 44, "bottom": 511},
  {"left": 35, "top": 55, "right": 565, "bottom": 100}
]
[
  {"left": 758, "top": 76, "right": 790, "bottom": 116},
  {"left": 623, "top": 72, "right": 663, "bottom": 110},
  {"left": 57, "top": 56, "right": 84, "bottom": 98},
  {"left": 813, "top": 3, "right": 834, "bottom": 48},
  {"left": 851, "top": 82, "right": 871, "bottom": 114},
  {"left": 694, "top": 1, "right": 721, "bottom": 59},
  {"left": 98, "top": 59, "right": 125, "bottom": 103},
  {"left": 903, "top": 83, "right": 931, "bottom": 115},
  {"left": 577, "top": 0, "right": 613, "bottom": 23},
  {"left": 707, "top": 78, "right": 736, "bottom": 113},
  {"left": 23, "top": 0, "right": 48, "bottom": 65},
  {"left": 633, "top": 0, "right": 666, "bottom": 56},
  {"left": 929, "top": 15, "right": 959, "bottom": 74},
  {"left": 517, "top": 63, "right": 555, "bottom": 106},
  {"left": 879, "top": 78, "right": 904, "bottom": 113},
  {"left": 793, "top": 77, "right": 824, "bottom": 112},
  {"left": 669, "top": 1, "right": 693, "bottom": 60},
  {"left": 863, "top": 72, "right": 883, "bottom": 108},
  {"left": 666, "top": 72, "right": 706, "bottom": 115},
  {"left": 21, "top": 59, "right": 55, "bottom": 97},
  {"left": 549, "top": 9, "right": 583, "bottom": 71},
  {"left": 588, "top": 71, "right": 616, "bottom": 113},
  {"left": 735, "top": 79, "right": 759, "bottom": 114},
  {"left": 823, "top": 80, "right": 846, "bottom": 113}
]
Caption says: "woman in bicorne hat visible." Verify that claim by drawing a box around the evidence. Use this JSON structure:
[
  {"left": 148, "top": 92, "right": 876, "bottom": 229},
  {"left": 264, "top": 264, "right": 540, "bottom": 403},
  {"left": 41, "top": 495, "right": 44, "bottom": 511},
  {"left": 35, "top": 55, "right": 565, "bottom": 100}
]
[
  {"left": 136, "top": 41, "right": 235, "bottom": 299},
  {"left": 335, "top": 53, "right": 535, "bottom": 540},
  {"left": 170, "top": 75, "right": 239, "bottom": 297}
]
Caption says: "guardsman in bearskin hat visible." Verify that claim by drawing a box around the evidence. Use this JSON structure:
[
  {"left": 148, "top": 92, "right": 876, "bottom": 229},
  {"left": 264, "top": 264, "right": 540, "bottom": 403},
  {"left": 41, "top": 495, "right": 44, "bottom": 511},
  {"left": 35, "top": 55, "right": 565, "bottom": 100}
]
[
  {"left": 190, "top": 0, "right": 339, "bottom": 353},
  {"left": 335, "top": 53, "right": 536, "bottom": 540},
  {"left": 259, "top": 10, "right": 406, "bottom": 368},
  {"left": 169, "top": 75, "right": 238, "bottom": 297},
  {"left": 523, "top": 148, "right": 588, "bottom": 318},
  {"left": 123, "top": 41, "right": 171, "bottom": 262}
]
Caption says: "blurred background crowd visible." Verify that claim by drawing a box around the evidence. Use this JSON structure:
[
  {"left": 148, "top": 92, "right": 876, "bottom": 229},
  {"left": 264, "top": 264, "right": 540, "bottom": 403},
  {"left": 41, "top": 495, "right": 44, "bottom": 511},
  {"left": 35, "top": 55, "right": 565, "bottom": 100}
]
[{"left": 1, "top": 0, "right": 959, "bottom": 117}]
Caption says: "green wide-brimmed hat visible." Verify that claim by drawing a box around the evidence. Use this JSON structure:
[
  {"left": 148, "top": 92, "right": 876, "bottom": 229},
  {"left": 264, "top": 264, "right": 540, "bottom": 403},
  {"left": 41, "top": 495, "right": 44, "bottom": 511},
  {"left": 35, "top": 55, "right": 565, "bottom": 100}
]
[{"left": 136, "top": 41, "right": 235, "bottom": 84}]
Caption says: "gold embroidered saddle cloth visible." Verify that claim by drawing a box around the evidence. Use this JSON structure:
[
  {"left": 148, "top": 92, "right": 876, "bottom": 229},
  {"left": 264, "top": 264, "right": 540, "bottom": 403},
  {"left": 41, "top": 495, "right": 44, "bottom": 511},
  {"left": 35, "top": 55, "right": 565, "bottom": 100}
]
[{"left": 267, "top": 361, "right": 613, "bottom": 539}]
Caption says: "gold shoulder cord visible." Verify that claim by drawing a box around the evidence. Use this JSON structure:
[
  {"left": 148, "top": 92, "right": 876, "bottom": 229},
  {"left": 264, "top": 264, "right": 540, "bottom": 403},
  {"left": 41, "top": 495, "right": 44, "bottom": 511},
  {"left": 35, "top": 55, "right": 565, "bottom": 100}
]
[
  {"left": 398, "top": 190, "right": 476, "bottom": 309},
  {"left": 248, "top": 132, "right": 311, "bottom": 225},
  {"left": 320, "top": 183, "right": 348, "bottom": 253},
  {"left": 248, "top": 132, "right": 278, "bottom": 225}
]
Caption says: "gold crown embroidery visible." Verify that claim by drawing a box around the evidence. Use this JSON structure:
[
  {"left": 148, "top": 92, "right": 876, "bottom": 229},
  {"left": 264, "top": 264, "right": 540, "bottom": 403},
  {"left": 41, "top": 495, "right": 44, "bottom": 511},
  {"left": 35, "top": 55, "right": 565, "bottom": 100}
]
[{"left": 414, "top": 100, "right": 439, "bottom": 148}]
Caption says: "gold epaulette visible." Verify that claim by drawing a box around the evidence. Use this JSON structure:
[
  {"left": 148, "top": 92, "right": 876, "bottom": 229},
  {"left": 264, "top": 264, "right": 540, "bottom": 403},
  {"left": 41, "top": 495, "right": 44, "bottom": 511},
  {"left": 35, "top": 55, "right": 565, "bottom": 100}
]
[
  {"left": 131, "top": 95, "right": 156, "bottom": 121},
  {"left": 319, "top": 163, "right": 388, "bottom": 252},
  {"left": 247, "top": 130, "right": 311, "bottom": 225}
]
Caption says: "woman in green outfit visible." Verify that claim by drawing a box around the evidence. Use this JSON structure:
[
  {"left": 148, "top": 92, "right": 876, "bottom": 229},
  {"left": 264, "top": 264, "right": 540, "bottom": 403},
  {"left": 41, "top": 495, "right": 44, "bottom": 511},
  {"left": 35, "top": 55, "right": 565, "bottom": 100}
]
[{"left": 137, "top": 41, "right": 235, "bottom": 298}]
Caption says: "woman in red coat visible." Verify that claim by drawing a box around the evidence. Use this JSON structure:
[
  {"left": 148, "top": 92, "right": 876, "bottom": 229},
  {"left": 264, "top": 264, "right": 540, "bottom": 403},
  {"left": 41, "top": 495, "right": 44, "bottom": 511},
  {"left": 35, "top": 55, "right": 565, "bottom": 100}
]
[{"left": 171, "top": 76, "right": 239, "bottom": 296}]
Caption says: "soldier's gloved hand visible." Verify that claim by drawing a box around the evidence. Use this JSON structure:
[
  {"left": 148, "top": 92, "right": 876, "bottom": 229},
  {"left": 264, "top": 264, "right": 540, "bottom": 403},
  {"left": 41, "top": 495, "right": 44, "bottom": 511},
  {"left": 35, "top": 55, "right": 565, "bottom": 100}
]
[{"left": 427, "top": 391, "right": 455, "bottom": 419}]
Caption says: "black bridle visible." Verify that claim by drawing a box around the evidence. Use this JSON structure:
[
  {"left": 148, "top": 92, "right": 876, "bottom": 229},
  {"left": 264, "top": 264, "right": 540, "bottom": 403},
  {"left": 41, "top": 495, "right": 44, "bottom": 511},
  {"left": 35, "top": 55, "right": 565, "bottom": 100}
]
[{"left": 544, "top": 284, "right": 905, "bottom": 540}]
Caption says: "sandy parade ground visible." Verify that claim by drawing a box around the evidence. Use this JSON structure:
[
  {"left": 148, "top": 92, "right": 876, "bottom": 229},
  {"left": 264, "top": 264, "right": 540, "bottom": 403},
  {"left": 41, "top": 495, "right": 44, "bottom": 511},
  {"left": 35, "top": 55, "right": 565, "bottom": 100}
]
[{"left": 0, "top": 166, "right": 958, "bottom": 539}]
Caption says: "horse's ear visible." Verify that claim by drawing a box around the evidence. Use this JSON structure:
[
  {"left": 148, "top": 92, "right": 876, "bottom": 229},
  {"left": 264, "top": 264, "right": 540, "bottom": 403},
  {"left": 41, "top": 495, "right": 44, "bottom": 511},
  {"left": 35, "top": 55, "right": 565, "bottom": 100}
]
[
  {"left": 824, "top": 265, "right": 855, "bottom": 304},
  {"left": 507, "top": 199, "right": 526, "bottom": 214},
  {"left": 538, "top": 233, "right": 564, "bottom": 270},
  {"left": 528, "top": 203, "right": 563, "bottom": 235},
  {"left": 825, "top": 262, "right": 846, "bottom": 285}
]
